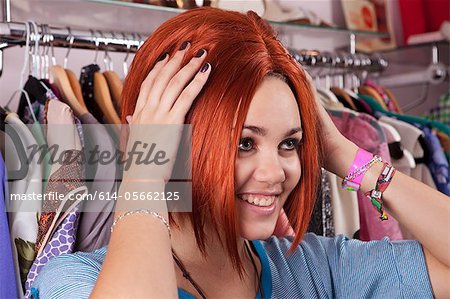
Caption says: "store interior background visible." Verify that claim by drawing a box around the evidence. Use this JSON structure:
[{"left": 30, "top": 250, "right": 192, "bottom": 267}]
[{"left": 0, "top": 0, "right": 448, "bottom": 116}]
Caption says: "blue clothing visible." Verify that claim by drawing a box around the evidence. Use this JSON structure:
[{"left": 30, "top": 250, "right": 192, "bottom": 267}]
[
  {"left": 0, "top": 153, "right": 19, "bottom": 299},
  {"left": 31, "top": 233, "right": 433, "bottom": 298},
  {"left": 421, "top": 126, "right": 450, "bottom": 195}
]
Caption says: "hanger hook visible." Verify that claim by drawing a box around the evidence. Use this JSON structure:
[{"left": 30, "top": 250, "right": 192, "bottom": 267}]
[
  {"left": 64, "top": 26, "right": 74, "bottom": 69},
  {"left": 98, "top": 30, "right": 110, "bottom": 71},
  {"left": 28, "top": 20, "right": 40, "bottom": 78},
  {"left": 90, "top": 29, "right": 100, "bottom": 64},
  {"left": 46, "top": 25, "right": 57, "bottom": 67},
  {"left": 122, "top": 32, "right": 132, "bottom": 77},
  {"left": 39, "top": 24, "right": 48, "bottom": 79}
]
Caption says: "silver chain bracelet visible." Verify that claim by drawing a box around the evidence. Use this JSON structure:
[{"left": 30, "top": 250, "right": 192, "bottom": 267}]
[{"left": 110, "top": 209, "right": 171, "bottom": 237}]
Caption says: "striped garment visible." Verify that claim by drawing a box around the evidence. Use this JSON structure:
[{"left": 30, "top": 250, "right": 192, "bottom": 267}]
[{"left": 31, "top": 233, "right": 433, "bottom": 298}]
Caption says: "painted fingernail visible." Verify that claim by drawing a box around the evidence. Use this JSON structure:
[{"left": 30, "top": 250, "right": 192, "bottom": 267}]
[
  {"left": 157, "top": 52, "right": 168, "bottom": 61},
  {"left": 195, "top": 49, "right": 206, "bottom": 58},
  {"left": 200, "top": 63, "right": 210, "bottom": 73},
  {"left": 126, "top": 115, "right": 133, "bottom": 124},
  {"left": 179, "top": 41, "right": 190, "bottom": 50}
]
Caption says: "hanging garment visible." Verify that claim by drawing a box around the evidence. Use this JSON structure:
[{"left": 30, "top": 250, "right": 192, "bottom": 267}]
[
  {"left": 4, "top": 112, "right": 43, "bottom": 296},
  {"left": 426, "top": 92, "right": 450, "bottom": 126},
  {"left": 381, "top": 87, "right": 403, "bottom": 114},
  {"left": 326, "top": 171, "right": 360, "bottom": 239},
  {"left": 379, "top": 116, "right": 438, "bottom": 240},
  {"left": 379, "top": 116, "right": 437, "bottom": 189},
  {"left": 34, "top": 100, "right": 86, "bottom": 256},
  {"left": 364, "top": 80, "right": 399, "bottom": 113},
  {"left": 307, "top": 169, "right": 334, "bottom": 237},
  {"left": 25, "top": 199, "right": 82, "bottom": 298},
  {"left": 19, "top": 79, "right": 61, "bottom": 192},
  {"left": 330, "top": 87, "right": 358, "bottom": 111},
  {"left": 379, "top": 120, "right": 416, "bottom": 176},
  {"left": 359, "top": 94, "right": 450, "bottom": 137},
  {"left": 74, "top": 112, "right": 118, "bottom": 252},
  {"left": 421, "top": 126, "right": 450, "bottom": 195},
  {"left": 17, "top": 76, "right": 47, "bottom": 125},
  {"left": 435, "top": 130, "right": 450, "bottom": 162},
  {"left": 328, "top": 110, "right": 403, "bottom": 241},
  {"left": 0, "top": 153, "right": 19, "bottom": 299},
  {"left": 80, "top": 64, "right": 103, "bottom": 122}
]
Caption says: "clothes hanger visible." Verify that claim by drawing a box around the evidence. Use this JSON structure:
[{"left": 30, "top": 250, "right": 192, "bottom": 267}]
[
  {"left": 122, "top": 32, "right": 133, "bottom": 77},
  {"left": 48, "top": 25, "right": 87, "bottom": 117},
  {"left": 93, "top": 31, "right": 121, "bottom": 125},
  {"left": 48, "top": 27, "right": 87, "bottom": 117},
  {"left": 313, "top": 53, "right": 341, "bottom": 106},
  {"left": 358, "top": 85, "right": 389, "bottom": 110},
  {"left": 103, "top": 32, "right": 123, "bottom": 115},
  {"left": 62, "top": 27, "right": 88, "bottom": 111}
]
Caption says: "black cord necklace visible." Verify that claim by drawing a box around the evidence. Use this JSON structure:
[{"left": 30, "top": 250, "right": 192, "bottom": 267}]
[{"left": 171, "top": 240, "right": 262, "bottom": 299}]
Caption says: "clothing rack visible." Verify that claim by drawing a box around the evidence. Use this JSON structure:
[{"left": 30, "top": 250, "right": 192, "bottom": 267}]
[
  {"left": 0, "top": 21, "right": 389, "bottom": 78},
  {"left": 290, "top": 48, "right": 388, "bottom": 73},
  {"left": 0, "top": 21, "right": 144, "bottom": 51}
]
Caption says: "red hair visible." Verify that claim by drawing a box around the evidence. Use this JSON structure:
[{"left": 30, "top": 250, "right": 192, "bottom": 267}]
[{"left": 121, "top": 7, "right": 324, "bottom": 277}]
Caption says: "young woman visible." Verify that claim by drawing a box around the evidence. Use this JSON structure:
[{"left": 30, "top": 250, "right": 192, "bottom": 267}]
[{"left": 32, "top": 7, "right": 449, "bottom": 298}]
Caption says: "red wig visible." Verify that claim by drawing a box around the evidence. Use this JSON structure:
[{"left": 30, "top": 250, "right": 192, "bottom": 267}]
[{"left": 121, "top": 7, "right": 324, "bottom": 276}]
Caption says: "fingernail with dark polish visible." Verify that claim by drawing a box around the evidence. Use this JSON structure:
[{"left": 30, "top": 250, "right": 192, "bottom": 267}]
[
  {"left": 200, "top": 63, "right": 210, "bottom": 73},
  {"left": 158, "top": 52, "right": 168, "bottom": 61},
  {"left": 195, "top": 49, "right": 206, "bottom": 58},
  {"left": 179, "top": 41, "right": 190, "bottom": 50}
]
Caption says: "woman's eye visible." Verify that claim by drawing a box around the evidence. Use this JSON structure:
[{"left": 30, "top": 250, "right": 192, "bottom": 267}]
[
  {"left": 238, "top": 138, "right": 254, "bottom": 151},
  {"left": 279, "top": 138, "right": 300, "bottom": 151}
]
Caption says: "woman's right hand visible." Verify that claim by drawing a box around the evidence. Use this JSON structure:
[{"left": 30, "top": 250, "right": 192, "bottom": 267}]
[{"left": 123, "top": 42, "right": 211, "bottom": 181}]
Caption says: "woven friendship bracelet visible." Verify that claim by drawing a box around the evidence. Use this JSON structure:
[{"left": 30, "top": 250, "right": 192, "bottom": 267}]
[
  {"left": 365, "top": 162, "right": 397, "bottom": 221},
  {"left": 111, "top": 209, "right": 171, "bottom": 237}
]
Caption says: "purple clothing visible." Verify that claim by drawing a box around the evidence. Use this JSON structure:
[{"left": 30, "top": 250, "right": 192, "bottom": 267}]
[
  {"left": 328, "top": 110, "right": 403, "bottom": 241},
  {"left": 0, "top": 154, "right": 19, "bottom": 299},
  {"left": 25, "top": 208, "right": 80, "bottom": 298},
  {"left": 421, "top": 126, "right": 450, "bottom": 195}
]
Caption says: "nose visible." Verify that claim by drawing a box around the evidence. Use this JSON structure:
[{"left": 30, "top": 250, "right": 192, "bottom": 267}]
[{"left": 253, "top": 151, "right": 286, "bottom": 185}]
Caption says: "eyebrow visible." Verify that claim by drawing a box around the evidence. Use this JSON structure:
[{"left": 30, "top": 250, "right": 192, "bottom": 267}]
[{"left": 243, "top": 125, "right": 303, "bottom": 138}]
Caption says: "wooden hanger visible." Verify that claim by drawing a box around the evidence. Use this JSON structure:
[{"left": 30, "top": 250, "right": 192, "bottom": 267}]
[
  {"left": 65, "top": 68, "right": 88, "bottom": 111},
  {"left": 358, "top": 86, "right": 389, "bottom": 111},
  {"left": 330, "top": 86, "right": 358, "bottom": 111},
  {"left": 103, "top": 70, "right": 123, "bottom": 115},
  {"left": 49, "top": 65, "right": 87, "bottom": 117},
  {"left": 93, "top": 72, "right": 121, "bottom": 124}
]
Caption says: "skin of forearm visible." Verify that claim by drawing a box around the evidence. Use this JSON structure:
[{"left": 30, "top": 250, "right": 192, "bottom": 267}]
[
  {"left": 332, "top": 139, "right": 450, "bottom": 269},
  {"left": 91, "top": 179, "right": 178, "bottom": 298}
]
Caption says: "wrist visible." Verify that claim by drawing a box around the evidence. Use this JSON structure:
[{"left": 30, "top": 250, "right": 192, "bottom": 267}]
[
  {"left": 325, "top": 137, "right": 359, "bottom": 178},
  {"left": 360, "top": 161, "right": 384, "bottom": 194}
]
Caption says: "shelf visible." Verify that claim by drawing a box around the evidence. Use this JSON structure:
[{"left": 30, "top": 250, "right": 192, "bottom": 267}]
[{"left": 86, "top": 0, "right": 389, "bottom": 39}]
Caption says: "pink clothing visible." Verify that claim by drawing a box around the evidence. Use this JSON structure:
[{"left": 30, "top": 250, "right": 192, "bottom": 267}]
[{"left": 328, "top": 109, "right": 403, "bottom": 241}]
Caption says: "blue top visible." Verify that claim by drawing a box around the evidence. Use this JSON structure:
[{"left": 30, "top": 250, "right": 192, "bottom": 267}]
[
  {"left": 0, "top": 153, "right": 18, "bottom": 299},
  {"left": 31, "top": 233, "right": 433, "bottom": 298}
]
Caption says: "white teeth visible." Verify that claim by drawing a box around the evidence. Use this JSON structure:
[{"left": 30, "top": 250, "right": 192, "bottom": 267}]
[{"left": 238, "top": 194, "right": 277, "bottom": 207}]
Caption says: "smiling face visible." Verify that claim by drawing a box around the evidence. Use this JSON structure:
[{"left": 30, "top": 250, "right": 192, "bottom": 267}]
[{"left": 235, "top": 75, "right": 303, "bottom": 240}]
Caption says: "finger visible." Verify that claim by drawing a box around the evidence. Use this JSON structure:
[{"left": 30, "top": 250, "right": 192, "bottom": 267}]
[
  {"left": 145, "top": 41, "right": 191, "bottom": 110},
  {"left": 159, "top": 49, "right": 207, "bottom": 112},
  {"left": 133, "top": 53, "right": 169, "bottom": 116},
  {"left": 171, "top": 62, "right": 211, "bottom": 119}
]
